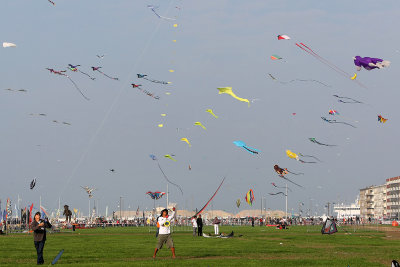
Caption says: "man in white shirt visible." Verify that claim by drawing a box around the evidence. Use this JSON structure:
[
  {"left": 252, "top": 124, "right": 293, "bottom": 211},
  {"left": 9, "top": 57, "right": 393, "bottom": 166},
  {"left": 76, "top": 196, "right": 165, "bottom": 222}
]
[
  {"left": 213, "top": 217, "right": 220, "bottom": 235},
  {"left": 153, "top": 207, "right": 176, "bottom": 259},
  {"left": 191, "top": 216, "right": 198, "bottom": 236}
]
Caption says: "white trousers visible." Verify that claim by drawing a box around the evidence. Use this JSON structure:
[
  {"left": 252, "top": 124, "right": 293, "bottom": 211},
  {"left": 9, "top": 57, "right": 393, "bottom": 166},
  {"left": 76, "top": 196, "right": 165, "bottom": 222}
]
[{"left": 214, "top": 224, "right": 219, "bottom": 235}]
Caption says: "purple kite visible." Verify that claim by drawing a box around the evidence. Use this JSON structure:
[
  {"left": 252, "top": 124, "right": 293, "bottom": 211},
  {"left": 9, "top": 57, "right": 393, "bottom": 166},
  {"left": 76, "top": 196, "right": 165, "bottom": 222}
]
[{"left": 353, "top": 56, "right": 390, "bottom": 71}]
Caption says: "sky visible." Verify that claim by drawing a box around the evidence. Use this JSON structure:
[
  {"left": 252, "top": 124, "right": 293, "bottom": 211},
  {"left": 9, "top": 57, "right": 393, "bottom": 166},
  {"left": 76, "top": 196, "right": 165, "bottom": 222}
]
[{"left": 1, "top": 0, "right": 400, "bottom": 217}]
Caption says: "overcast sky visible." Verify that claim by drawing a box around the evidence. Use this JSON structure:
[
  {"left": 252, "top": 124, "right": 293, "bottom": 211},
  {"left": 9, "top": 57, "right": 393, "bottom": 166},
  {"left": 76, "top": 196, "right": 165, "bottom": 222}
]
[{"left": 1, "top": 0, "right": 399, "bottom": 217}]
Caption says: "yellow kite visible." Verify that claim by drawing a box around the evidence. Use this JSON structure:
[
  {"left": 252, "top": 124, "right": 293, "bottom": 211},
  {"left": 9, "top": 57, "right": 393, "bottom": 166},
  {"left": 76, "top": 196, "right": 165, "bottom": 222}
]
[
  {"left": 206, "top": 109, "right": 218, "bottom": 118},
  {"left": 217, "top": 87, "right": 250, "bottom": 106},
  {"left": 194, "top": 122, "right": 206, "bottom": 130},
  {"left": 286, "top": 150, "right": 299, "bottom": 160},
  {"left": 164, "top": 154, "right": 176, "bottom": 161},
  {"left": 180, "top": 138, "right": 191, "bottom": 147}
]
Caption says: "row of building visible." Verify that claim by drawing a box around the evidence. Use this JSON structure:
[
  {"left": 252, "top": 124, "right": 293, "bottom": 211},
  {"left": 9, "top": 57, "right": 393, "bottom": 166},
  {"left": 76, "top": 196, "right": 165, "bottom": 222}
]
[{"left": 334, "top": 176, "right": 400, "bottom": 220}]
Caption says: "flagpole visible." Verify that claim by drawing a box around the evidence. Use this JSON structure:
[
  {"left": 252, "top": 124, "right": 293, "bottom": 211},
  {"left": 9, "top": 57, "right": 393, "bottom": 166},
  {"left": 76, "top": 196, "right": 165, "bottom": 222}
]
[{"left": 166, "top": 183, "right": 169, "bottom": 209}]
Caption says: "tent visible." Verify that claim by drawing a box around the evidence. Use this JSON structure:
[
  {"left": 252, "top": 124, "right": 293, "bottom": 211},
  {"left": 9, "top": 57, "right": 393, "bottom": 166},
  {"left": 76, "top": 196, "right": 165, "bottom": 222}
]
[{"left": 321, "top": 218, "right": 338, "bottom": 234}]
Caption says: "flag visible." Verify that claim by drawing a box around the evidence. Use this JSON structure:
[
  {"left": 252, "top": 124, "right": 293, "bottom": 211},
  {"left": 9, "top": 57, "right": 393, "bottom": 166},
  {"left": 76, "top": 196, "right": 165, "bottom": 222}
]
[{"left": 29, "top": 203, "right": 34, "bottom": 224}]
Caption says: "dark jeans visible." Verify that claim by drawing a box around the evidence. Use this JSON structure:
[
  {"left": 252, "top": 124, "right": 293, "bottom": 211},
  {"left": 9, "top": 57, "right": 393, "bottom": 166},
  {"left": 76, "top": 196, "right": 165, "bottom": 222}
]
[
  {"left": 34, "top": 240, "right": 45, "bottom": 264},
  {"left": 198, "top": 226, "right": 203, "bottom": 236}
]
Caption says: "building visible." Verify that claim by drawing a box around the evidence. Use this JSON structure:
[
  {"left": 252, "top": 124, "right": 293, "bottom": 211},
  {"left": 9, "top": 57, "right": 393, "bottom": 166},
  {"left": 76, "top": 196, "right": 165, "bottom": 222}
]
[
  {"left": 386, "top": 176, "right": 400, "bottom": 219},
  {"left": 333, "top": 198, "right": 360, "bottom": 219},
  {"left": 359, "top": 185, "right": 386, "bottom": 219}
]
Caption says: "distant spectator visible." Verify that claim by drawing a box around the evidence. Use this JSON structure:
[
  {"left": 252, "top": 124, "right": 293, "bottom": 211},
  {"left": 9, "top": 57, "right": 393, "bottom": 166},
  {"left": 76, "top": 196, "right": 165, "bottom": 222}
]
[
  {"left": 197, "top": 215, "right": 203, "bottom": 236},
  {"left": 191, "top": 216, "right": 198, "bottom": 236},
  {"left": 213, "top": 217, "right": 221, "bottom": 235}
]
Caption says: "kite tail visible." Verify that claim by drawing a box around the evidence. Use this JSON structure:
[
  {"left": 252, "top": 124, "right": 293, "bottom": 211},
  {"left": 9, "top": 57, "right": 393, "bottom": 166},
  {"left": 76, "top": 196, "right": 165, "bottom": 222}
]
[
  {"left": 65, "top": 76, "right": 90, "bottom": 100},
  {"left": 299, "top": 159, "right": 317, "bottom": 164},
  {"left": 97, "top": 70, "right": 119, "bottom": 80},
  {"left": 283, "top": 177, "right": 303, "bottom": 188},
  {"left": 286, "top": 170, "right": 304, "bottom": 175},
  {"left": 195, "top": 177, "right": 226, "bottom": 216},
  {"left": 79, "top": 70, "right": 96, "bottom": 80},
  {"left": 337, "top": 121, "right": 357, "bottom": 128},
  {"left": 299, "top": 154, "right": 322, "bottom": 162},
  {"left": 243, "top": 146, "right": 259, "bottom": 154},
  {"left": 143, "top": 77, "right": 169, "bottom": 84},
  {"left": 157, "top": 162, "right": 183, "bottom": 195}
]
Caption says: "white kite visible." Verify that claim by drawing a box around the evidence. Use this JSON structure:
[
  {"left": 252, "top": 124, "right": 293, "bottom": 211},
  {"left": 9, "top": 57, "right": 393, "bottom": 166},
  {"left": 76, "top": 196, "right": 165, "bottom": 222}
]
[{"left": 3, "top": 42, "right": 16, "bottom": 48}]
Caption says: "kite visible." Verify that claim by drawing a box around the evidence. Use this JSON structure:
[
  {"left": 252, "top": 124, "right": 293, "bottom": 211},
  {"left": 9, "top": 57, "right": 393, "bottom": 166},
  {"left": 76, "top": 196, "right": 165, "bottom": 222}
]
[
  {"left": 110, "top": 169, "right": 115, "bottom": 173},
  {"left": 96, "top": 55, "right": 106, "bottom": 59},
  {"left": 47, "top": 0, "right": 55, "bottom": 6},
  {"left": 132, "top": 84, "right": 160, "bottom": 100},
  {"left": 267, "top": 74, "right": 330, "bottom": 87},
  {"left": 46, "top": 68, "right": 89, "bottom": 100},
  {"left": 245, "top": 189, "right": 255, "bottom": 206},
  {"left": 147, "top": 5, "right": 176, "bottom": 20},
  {"left": 353, "top": 56, "right": 390, "bottom": 71},
  {"left": 271, "top": 54, "right": 283, "bottom": 61},
  {"left": 351, "top": 73, "right": 357, "bottom": 80},
  {"left": 195, "top": 177, "right": 225, "bottom": 216},
  {"left": 328, "top": 110, "right": 339, "bottom": 115},
  {"left": 146, "top": 191, "right": 166, "bottom": 200},
  {"left": 378, "top": 115, "right": 388, "bottom": 123},
  {"left": 158, "top": 124, "right": 163, "bottom": 128},
  {"left": 68, "top": 64, "right": 96, "bottom": 80},
  {"left": 286, "top": 150, "right": 318, "bottom": 163},
  {"left": 3, "top": 42, "right": 16, "bottom": 48},
  {"left": 206, "top": 109, "right": 218, "bottom": 118},
  {"left": 194, "top": 122, "right": 206, "bottom": 130},
  {"left": 29, "top": 113, "right": 47, "bottom": 116},
  {"left": 149, "top": 154, "right": 183, "bottom": 195},
  {"left": 81, "top": 186, "right": 96, "bottom": 198},
  {"left": 4, "top": 88, "right": 27, "bottom": 92},
  {"left": 333, "top": 94, "right": 363, "bottom": 104},
  {"left": 180, "top": 138, "right": 191, "bottom": 147},
  {"left": 217, "top": 87, "right": 250, "bottom": 106},
  {"left": 269, "top": 192, "right": 287, "bottom": 196},
  {"left": 137, "top": 74, "right": 170, "bottom": 84},
  {"left": 296, "top": 43, "right": 367, "bottom": 88},
  {"left": 164, "top": 154, "right": 177, "bottom": 161},
  {"left": 392, "top": 260, "right": 400, "bottom": 267},
  {"left": 236, "top": 199, "right": 241, "bottom": 208},
  {"left": 321, "top": 117, "right": 356, "bottom": 128},
  {"left": 309, "top": 138, "right": 337, "bottom": 147},
  {"left": 52, "top": 120, "right": 71, "bottom": 125},
  {"left": 30, "top": 178, "right": 36, "bottom": 190},
  {"left": 233, "top": 140, "right": 259, "bottom": 154},
  {"left": 51, "top": 249, "right": 64, "bottom": 265},
  {"left": 277, "top": 35, "right": 290, "bottom": 40},
  {"left": 91, "top": 67, "right": 118, "bottom": 80},
  {"left": 188, "top": 164, "right": 191, "bottom": 171}
]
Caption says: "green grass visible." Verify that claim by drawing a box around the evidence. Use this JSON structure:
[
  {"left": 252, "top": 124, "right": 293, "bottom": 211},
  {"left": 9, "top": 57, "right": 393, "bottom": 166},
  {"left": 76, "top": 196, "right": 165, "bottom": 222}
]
[{"left": 0, "top": 225, "right": 399, "bottom": 266}]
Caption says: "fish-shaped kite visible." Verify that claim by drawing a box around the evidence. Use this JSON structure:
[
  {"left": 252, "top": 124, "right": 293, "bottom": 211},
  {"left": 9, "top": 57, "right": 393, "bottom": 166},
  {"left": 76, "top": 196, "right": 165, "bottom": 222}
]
[
  {"left": 164, "top": 154, "right": 177, "bottom": 161},
  {"left": 217, "top": 87, "right": 250, "bottom": 106},
  {"left": 233, "top": 141, "right": 259, "bottom": 154},
  {"left": 206, "top": 109, "right": 218, "bottom": 118},
  {"left": 180, "top": 138, "right": 191, "bottom": 147},
  {"left": 194, "top": 122, "right": 206, "bottom": 130}
]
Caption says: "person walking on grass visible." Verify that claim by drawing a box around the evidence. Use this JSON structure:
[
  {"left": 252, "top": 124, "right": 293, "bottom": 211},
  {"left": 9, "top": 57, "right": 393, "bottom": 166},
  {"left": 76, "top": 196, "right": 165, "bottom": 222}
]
[
  {"left": 197, "top": 214, "right": 203, "bottom": 236},
  {"left": 191, "top": 215, "right": 198, "bottom": 236},
  {"left": 31, "top": 211, "right": 52, "bottom": 265},
  {"left": 213, "top": 217, "right": 220, "bottom": 235},
  {"left": 153, "top": 207, "right": 176, "bottom": 259}
]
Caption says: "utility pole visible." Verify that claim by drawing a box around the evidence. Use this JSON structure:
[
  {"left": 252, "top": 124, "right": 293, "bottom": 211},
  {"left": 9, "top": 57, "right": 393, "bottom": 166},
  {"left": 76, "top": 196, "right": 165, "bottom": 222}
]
[
  {"left": 285, "top": 183, "right": 288, "bottom": 219},
  {"left": 119, "top": 196, "right": 123, "bottom": 220}
]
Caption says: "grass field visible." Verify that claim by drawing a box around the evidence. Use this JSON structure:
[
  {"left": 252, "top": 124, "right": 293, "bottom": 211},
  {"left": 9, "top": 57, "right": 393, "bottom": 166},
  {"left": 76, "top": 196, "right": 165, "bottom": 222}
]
[{"left": 0, "top": 225, "right": 399, "bottom": 266}]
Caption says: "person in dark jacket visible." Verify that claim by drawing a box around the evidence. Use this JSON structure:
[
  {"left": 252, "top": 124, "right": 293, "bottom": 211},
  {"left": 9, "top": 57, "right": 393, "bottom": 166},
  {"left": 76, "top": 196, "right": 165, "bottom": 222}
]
[
  {"left": 196, "top": 215, "right": 203, "bottom": 236},
  {"left": 31, "top": 212, "right": 52, "bottom": 265}
]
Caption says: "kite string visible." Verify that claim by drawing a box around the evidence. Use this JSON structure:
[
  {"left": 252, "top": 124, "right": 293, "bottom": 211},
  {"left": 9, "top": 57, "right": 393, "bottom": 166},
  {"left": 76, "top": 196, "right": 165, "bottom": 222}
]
[{"left": 51, "top": 0, "right": 176, "bottom": 210}]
